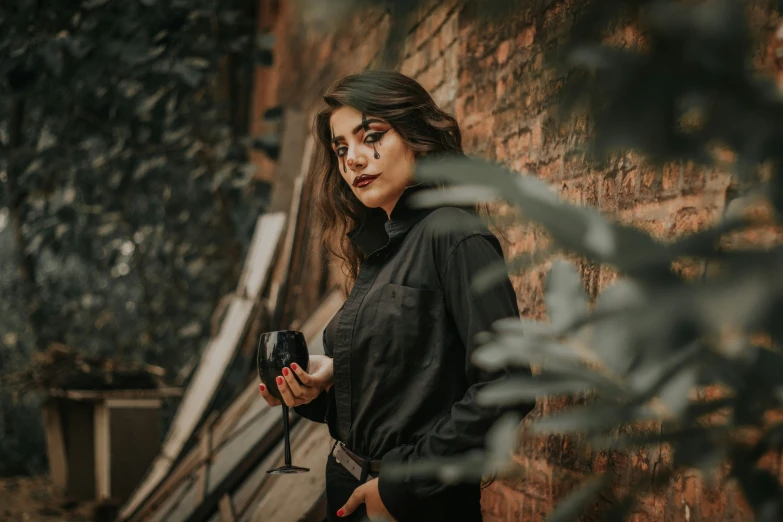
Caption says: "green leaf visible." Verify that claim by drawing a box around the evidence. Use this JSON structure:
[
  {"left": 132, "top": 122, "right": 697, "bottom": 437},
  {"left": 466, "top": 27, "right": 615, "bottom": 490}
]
[
  {"left": 172, "top": 61, "right": 202, "bottom": 88},
  {"left": 471, "top": 335, "right": 584, "bottom": 372},
  {"left": 408, "top": 185, "right": 499, "bottom": 208},
  {"left": 531, "top": 402, "right": 641, "bottom": 434},
  {"left": 485, "top": 412, "right": 523, "bottom": 470},
  {"left": 656, "top": 363, "right": 698, "bottom": 417},
  {"left": 545, "top": 259, "right": 588, "bottom": 330},
  {"left": 490, "top": 318, "right": 556, "bottom": 338},
  {"left": 545, "top": 475, "right": 608, "bottom": 522},
  {"left": 415, "top": 156, "right": 662, "bottom": 269},
  {"left": 477, "top": 374, "right": 594, "bottom": 406}
]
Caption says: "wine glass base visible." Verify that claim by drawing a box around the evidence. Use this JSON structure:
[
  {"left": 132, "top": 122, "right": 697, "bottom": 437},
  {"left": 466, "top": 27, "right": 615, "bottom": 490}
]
[{"left": 266, "top": 465, "right": 310, "bottom": 474}]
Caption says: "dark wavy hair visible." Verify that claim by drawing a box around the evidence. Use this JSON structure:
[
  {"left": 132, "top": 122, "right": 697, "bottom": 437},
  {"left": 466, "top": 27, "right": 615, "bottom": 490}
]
[{"left": 310, "top": 70, "right": 465, "bottom": 294}]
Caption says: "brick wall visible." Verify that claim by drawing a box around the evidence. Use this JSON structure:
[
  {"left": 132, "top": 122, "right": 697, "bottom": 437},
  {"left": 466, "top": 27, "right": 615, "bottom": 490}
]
[{"left": 253, "top": 0, "right": 783, "bottom": 520}]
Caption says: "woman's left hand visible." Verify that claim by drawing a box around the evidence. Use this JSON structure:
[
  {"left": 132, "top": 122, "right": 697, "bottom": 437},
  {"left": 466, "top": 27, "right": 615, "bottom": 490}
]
[
  {"left": 275, "top": 354, "right": 333, "bottom": 407},
  {"left": 337, "top": 478, "right": 395, "bottom": 521}
]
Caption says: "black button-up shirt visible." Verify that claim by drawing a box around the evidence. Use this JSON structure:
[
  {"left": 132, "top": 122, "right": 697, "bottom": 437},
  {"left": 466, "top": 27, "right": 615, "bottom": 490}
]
[{"left": 296, "top": 184, "right": 532, "bottom": 521}]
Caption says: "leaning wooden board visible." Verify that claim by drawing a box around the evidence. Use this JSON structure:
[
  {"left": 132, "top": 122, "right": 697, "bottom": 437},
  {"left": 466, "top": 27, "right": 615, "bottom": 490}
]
[
  {"left": 118, "top": 212, "right": 287, "bottom": 522},
  {"left": 130, "top": 290, "right": 343, "bottom": 522}
]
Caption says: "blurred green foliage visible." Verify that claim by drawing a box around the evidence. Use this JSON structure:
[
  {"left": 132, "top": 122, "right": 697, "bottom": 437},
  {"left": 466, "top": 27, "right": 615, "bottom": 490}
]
[
  {"left": 0, "top": 0, "right": 268, "bottom": 475},
  {"left": 386, "top": 0, "right": 783, "bottom": 520}
]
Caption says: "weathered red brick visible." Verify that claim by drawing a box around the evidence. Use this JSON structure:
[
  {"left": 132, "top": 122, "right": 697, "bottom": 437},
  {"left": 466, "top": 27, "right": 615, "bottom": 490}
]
[
  {"left": 619, "top": 168, "right": 639, "bottom": 209},
  {"left": 599, "top": 175, "right": 618, "bottom": 213},
  {"left": 662, "top": 161, "right": 682, "bottom": 193},
  {"left": 273, "top": 1, "right": 781, "bottom": 520}
]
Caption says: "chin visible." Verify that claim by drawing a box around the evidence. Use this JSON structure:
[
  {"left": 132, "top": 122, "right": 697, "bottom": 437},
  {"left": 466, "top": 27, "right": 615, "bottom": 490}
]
[{"left": 354, "top": 189, "right": 390, "bottom": 210}]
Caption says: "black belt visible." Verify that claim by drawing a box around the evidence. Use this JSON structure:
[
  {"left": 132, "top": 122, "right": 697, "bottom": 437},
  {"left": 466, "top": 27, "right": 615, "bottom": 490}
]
[{"left": 331, "top": 441, "right": 382, "bottom": 482}]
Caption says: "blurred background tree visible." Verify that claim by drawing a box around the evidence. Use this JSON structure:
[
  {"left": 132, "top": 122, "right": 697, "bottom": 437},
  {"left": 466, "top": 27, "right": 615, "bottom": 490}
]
[{"left": 0, "top": 0, "right": 269, "bottom": 476}]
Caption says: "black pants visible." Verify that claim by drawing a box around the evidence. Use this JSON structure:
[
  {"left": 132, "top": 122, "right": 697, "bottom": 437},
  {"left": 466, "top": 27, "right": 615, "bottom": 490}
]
[
  {"left": 325, "top": 452, "right": 374, "bottom": 522},
  {"left": 324, "top": 452, "right": 483, "bottom": 522}
]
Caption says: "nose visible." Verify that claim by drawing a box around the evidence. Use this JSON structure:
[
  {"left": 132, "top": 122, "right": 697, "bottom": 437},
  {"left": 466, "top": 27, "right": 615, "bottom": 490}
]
[{"left": 346, "top": 146, "right": 367, "bottom": 172}]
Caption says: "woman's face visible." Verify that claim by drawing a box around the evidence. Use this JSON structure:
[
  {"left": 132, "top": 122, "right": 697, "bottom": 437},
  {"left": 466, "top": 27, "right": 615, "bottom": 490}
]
[{"left": 329, "top": 105, "right": 415, "bottom": 218}]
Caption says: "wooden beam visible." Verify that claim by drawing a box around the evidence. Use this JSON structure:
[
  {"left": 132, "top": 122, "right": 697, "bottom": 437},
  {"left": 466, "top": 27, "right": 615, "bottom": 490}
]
[
  {"left": 195, "top": 427, "right": 213, "bottom": 501},
  {"left": 42, "top": 399, "right": 68, "bottom": 494},
  {"left": 94, "top": 401, "right": 111, "bottom": 500},
  {"left": 236, "top": 212, "right": 287, "bottom": 301},
  {"left": 105, "top": 399, "right": 162, "bottom": 409},
  {"left": 49, "top": 388, "right": 183, "bottom": 401},
  {"left": 267, "top": 133, "right": 313, "bottom": 325},
  {"left": 218, "top": 494, "right": 236, "bottom": 522},
  {"left": 266, "top": 110, "right": 307, "bottom": 214},
  {"left": 247, "top": 423, "right": 331, "bottom": 522}
]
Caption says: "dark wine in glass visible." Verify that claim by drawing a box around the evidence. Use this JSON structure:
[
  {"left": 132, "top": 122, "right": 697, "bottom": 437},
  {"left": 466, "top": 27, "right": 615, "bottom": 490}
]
[{"left": 257, "top": 330, "right": 310, "bottom": 474}]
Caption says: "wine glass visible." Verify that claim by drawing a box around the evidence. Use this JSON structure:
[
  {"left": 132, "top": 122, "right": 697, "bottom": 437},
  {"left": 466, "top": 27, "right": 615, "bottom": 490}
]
[{"left": 257, "top": 330, "right": 311, "bottom": 474}]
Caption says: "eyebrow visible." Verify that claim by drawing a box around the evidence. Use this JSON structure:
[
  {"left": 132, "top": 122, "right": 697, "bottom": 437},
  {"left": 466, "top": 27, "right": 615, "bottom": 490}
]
[{"left": 331, "top": 119, "right": 386, "bottom": 146}]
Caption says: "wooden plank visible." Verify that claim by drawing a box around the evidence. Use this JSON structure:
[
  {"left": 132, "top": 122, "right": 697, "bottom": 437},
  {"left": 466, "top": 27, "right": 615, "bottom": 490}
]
[
  {"left": 266, "top": 109, "right": 307, "bottom": 214},
  {"left": 247, "top": 423, "right": 331, "bottom": 522},
  {"left": 50, "top": 388, "right": 183, "bottom": 401},
  {"left": 210, "top": 382, "right": 262, "bottom": 448},
  {"left": 183, "top": 409, "right": 286, "bottom": 522},
  {"left": 42, "top": 399, "right": 68, "bottom": 494},
  {"left": 267, "top": 128, "right": 312, "bottom": 324},
  {"left": 125, "top": 445, "right": 201, "bottom": 522},
  {"left": 219, "top": 495, "right": 236, "bottom": 522},
  {"left": 105, "top": 399, "right": 162, "bottom": 409},
  {"left": 236, "top": 212, "right": 287, "bottom": 301},
  {"left": 138, "top": 290, "right": 341, "bottom": 522},
  {"left": 94, "top": 401, "right": 111, "bottom": 500},
  {"left": 277, "top": 137, "right": 319, "bottom": 329},
  {"left": 196, "top": 428, "right": 213, "bottom": 501},
  {"left": 119, "top": 296, "right": 254, "bottom": 521}
]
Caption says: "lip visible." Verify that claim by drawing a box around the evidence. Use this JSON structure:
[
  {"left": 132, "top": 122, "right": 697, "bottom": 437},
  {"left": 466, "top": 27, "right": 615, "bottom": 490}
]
[{"left": 353, "top": 173, "right": 381, "bottom": 188}]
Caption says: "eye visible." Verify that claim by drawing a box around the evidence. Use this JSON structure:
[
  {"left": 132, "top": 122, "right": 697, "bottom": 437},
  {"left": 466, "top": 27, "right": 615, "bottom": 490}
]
[
  {"left": 364, "top": 130, "right": 388, "bottom": 144},
  {"left": 334, "top": 146, "right": 347, "bottom": 157}
]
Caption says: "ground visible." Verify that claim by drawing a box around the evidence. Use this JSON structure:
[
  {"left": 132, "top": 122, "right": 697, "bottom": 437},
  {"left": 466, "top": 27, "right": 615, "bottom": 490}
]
[{"left": 0, "top": 476, "right": 95, "bottom": 522}]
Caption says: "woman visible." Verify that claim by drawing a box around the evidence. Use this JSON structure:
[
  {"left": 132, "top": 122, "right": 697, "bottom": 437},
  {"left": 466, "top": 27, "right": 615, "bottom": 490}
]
[{"left": 258, "top": 70, "right": 532, "bottom": 521}]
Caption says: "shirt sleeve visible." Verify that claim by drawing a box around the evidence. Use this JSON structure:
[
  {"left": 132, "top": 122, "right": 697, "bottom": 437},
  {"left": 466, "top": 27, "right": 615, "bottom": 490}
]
[
  {"left": 377, "top": 233, "right": 535, "bottom": 520},
  {"left": 293, "top": 328, "right": 334, "bottom": 424}
]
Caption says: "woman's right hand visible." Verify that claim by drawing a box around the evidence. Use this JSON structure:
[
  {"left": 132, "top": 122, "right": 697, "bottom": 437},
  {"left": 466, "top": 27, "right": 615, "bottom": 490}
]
[{"left": 258, "top": 354, "right": 334, "bottom": 408}]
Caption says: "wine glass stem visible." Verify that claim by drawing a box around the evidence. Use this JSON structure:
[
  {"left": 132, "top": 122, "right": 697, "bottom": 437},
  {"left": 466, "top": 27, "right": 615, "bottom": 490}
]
[{"left": 281, "top": 404, "right": 292, "bottom": 467}]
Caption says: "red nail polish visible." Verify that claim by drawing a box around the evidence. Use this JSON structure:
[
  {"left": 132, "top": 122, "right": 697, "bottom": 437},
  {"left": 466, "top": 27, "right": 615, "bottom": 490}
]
[
  {"left": 276, "top": 376, "right": 283, "bottom": 386},
  {"left": 336, "top": 509, "right": 344, "bottom": 517},
  {"left": 282, "top": 367, "right": 290, "bottom": 376},
  {"left": 259, "top": 384, "right": 265, "bottom": 392},
  {"left": 291, "top": 363, "right": 298, "bottom": 371}
]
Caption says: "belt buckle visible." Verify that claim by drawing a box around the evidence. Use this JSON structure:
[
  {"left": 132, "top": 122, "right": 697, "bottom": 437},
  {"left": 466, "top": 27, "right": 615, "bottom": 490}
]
[{"left": 333, "top": 442, "right": 364, "bottom": 482}]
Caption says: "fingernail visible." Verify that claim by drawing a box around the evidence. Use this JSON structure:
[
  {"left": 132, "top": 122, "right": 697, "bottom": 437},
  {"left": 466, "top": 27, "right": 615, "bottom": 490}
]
[
  {"left": 276, "top": 376, "right": 283, "bottom": 386},
  {"left": 336, "top": 509, "right": 344, "bottom": 517},
  {"left": 282, "top": 367, "right": 290, "bottom": 376},
  {"left": 259, "top": 384, "right": 265, "bottom": 392},
  {"left": 291, "top": 363, "right": 298, "bottom": 371}
]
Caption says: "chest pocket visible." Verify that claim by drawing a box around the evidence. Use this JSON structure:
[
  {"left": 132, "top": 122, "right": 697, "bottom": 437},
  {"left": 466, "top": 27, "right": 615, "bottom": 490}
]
[{"left": 371, "top": 283, "right": 444, "bottom": 370}]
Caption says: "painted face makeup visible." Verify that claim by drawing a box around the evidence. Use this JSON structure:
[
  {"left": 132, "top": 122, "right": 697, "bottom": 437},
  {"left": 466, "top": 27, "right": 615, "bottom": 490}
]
[
  {"left": 331, "top": 113, "right": 388, "bottom": 171},
  {"left": 361, "top": 113, "right": 382, "bottom": 160},
  {"left": 329, "top": 105, "right": 415, "bottom": 217}
]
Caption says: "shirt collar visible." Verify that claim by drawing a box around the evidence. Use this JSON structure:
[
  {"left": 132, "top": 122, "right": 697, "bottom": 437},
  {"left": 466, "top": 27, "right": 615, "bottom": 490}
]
[{"left": 346, "top": 183, "right": 435, "bottom": 257}]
